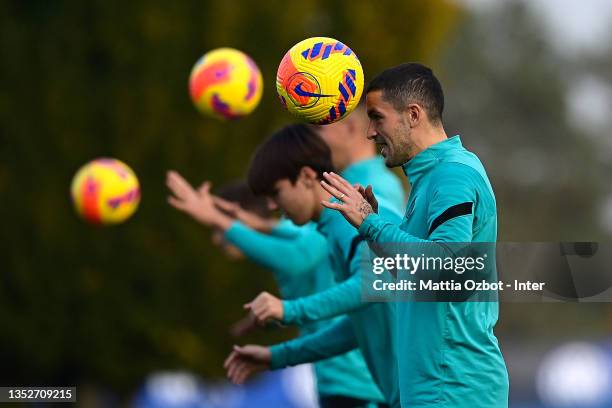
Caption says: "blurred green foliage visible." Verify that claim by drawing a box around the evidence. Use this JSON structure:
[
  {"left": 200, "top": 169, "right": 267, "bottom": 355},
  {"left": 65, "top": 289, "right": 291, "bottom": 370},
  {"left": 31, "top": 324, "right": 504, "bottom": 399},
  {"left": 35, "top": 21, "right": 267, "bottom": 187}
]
[
  {"left": 440, "top": 2, "right": 607, "bottom": 242},
  {"left": 0, "top": 0, "right": 460, "bottom": 392}
]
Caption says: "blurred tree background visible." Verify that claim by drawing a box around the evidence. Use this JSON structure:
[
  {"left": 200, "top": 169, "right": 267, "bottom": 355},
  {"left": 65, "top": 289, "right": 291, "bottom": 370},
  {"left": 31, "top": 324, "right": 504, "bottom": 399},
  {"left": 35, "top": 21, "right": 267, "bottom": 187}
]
[{"left": 2, "top": 0, "right": 612, "bottom": 403}]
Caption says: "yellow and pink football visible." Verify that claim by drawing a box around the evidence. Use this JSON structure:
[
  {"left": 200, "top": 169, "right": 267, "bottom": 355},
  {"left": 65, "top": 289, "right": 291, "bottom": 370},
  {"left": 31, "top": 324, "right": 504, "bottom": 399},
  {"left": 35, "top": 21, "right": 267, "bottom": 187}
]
[
  {"left": 276, "top": 37, "right": 364, "bottom": 124},
  {"left": 189, "top": 48, "right": 263, "bottom": 120},
  {"left": 71, "top": 158, "right": 140, "bottom": 225}
]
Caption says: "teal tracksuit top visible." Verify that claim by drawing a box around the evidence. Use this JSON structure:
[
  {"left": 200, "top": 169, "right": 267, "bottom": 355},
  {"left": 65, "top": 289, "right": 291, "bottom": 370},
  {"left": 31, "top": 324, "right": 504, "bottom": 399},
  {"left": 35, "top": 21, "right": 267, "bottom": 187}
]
[
  {"left": 270, "top": 156, "right": 405, "bottom": 407},
  {"left": 224, "top": 220, "right": 383, "bottom": 402},
  {"left": 359, "top": 136, "right": 509, "bottom": 407},
  {"left": 281, "top": 155, "right": 405, "bottom": 323}
]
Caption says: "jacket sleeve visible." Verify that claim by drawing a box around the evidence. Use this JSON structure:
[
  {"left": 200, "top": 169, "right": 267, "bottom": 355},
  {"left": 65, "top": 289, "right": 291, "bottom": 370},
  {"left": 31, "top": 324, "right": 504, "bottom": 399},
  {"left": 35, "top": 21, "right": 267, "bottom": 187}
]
[
  {"left": 224, "top": 221, "right": 327, "bottom": 280},
  {"left": 359, "top": 163, "right": 479, "bottom": 244},
  {"left": 270, "top": 316, "right": 358, "bottom": 369},
  {"left": 282, "top": 268, "right": 364, "bottom": 325}
]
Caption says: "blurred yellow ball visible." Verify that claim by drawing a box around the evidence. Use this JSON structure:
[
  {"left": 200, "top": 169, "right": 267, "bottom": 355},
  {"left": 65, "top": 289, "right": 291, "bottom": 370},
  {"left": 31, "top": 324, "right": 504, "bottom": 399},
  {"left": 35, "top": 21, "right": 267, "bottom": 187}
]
[
  {"left": 189, "top": 48, "right": 263, "bottom": 120},
  {"left": 70, "top": 158, "right": 140, "bottom": 225}
]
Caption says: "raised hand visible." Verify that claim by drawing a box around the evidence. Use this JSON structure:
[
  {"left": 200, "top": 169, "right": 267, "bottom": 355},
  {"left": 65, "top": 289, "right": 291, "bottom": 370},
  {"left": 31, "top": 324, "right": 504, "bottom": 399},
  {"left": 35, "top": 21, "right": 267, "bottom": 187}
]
[
  {"left": 320, "top": 172, "right": 378, "bottom": 228},
  {"left": 244, "top": 291, "right": 284, "bottom": 325},
  {"left": 166, "top": 171, "right": 231, "bottom": 230},
  {"left": 223, "top": 344, "right": 271, "bottom": 384}
]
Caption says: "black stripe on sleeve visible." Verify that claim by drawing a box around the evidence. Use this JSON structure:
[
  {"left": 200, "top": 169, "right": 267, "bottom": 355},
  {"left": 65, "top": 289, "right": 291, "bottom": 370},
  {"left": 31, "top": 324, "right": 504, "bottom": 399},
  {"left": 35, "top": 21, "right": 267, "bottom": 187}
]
[
  {"left": 428, "top": 202, "right": 473, "bottom": 235},
  {"left": 347, "top": 235, "right": 365, "bottom": 264}
]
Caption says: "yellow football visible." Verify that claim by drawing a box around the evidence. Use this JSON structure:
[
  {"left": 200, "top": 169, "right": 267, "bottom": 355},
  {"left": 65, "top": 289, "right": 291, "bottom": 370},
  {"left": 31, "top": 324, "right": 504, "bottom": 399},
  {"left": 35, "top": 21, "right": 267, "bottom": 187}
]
[
  {"left": 71, "top": 158, "right": 140, "bottom": 225},
  {"left": 189, "top": 48, "right": 263, "bottom": 120}
]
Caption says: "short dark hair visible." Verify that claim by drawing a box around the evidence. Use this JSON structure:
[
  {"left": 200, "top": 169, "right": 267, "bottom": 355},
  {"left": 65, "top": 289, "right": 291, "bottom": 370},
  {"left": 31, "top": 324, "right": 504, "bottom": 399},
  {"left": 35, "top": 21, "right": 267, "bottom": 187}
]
[
  {"left": 247, "top": 124, "right": 335, "bottom": 196},
  {"left": 216, "top": 180, "right": 272, "bottom": 219},
  {"left": 366, "top": 63, "right": 444, "bottom": 124}
]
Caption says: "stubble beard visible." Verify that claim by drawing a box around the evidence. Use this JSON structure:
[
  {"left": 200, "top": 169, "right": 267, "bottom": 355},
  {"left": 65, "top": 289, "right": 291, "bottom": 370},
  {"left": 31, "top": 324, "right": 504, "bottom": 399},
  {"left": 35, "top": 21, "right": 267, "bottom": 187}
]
[{"left": 384, "top": 122, "right": 414, "bottom": 168}]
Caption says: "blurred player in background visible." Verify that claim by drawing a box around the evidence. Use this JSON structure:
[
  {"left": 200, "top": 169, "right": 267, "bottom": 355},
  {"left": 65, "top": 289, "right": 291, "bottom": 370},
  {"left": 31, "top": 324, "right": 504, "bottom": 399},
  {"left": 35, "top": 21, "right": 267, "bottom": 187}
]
[
  {"left": 167, "top": 104, "right": 406, "bottom": 407},
  {"left": 241, "top": 102, "right": 405, "bottom": 333},
  {"left": 222, "top": 125, "right": 404, "bottom": 407},
  {"left": 165, "top": 176, "right": 385, "bottom": 407},
  {"left": 166, "top": 106, "right": 400, "bottom": 408}
]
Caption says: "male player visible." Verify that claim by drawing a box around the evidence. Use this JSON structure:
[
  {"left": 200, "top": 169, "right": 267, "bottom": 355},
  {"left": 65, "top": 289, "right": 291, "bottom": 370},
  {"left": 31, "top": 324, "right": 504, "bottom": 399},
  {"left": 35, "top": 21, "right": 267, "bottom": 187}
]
[
  {"left": 318, "top": 63, "right": 509, "bottom": 407},
  {"left": 166, "top": 178, "right": 385, "bottom": 407},
  {"left": 223, "top": 125, "right": 403, "bottom": 407}
]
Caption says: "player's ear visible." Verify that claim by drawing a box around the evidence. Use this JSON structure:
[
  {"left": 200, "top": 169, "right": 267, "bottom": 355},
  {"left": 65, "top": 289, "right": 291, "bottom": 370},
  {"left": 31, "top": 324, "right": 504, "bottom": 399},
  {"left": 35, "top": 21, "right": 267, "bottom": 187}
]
[
  {"left": 299, "top": 166, "right": 318, "bottom": 188},
  {"left": 406, "top": 103, "right": 422, "bottom": 128},
  {"left": 266, "top": 197, "right": 278, "bottom": 211}
]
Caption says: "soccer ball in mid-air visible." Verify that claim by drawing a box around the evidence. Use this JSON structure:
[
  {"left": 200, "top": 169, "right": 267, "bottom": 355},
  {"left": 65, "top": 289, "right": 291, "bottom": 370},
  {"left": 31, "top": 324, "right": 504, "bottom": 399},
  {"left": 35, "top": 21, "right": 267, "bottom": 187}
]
[
  {"left": 276, "top": 37, "right": 364, "bottom": 124},
  {"left": 71, "top": 158, "right": 140, "bottom": 225},
  {"left": 189, "top": 48, "right": 263, "bottom": 120}
]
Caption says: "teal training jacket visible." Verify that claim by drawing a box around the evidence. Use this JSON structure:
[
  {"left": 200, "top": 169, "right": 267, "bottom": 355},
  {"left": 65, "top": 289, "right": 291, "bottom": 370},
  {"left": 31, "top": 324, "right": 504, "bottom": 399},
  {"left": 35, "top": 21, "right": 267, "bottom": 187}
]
[{"left": 359, "top": 136, "right": 509, "bottom": 407}]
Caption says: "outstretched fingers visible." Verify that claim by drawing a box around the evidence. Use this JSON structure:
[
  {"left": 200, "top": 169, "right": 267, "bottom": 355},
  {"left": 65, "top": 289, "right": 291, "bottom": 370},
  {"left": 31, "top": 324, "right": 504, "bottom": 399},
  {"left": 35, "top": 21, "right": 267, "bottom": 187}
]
[
  {"left": 166, "top": 171, "right": 193, "bottom": 198},
  {"left": 224, "top": 350, "right": 239, "bottom": 370},
  {"left": 228, "top": 359, "right": 247, "bottom": 383},
  {"left": 234, "top": 362, "right": 251, "bottom": 384},
  {"left": 167, "top": 195, "right": 188, "bottom": 211},
  {"left": 325, "top": 172, "right": 355, "bottom": 192},
  {"left": 322, "top": 172, "right": 352, "bottom": 197},
  {"left": 320, "top": 179, "right": 348, "bottom": 202},
  {"left": 197, "top": 181, "right": 212, "bottom": 197}
]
